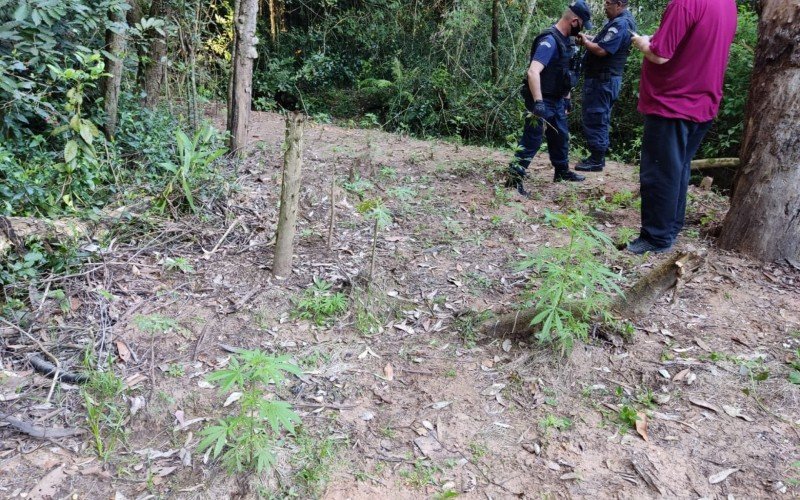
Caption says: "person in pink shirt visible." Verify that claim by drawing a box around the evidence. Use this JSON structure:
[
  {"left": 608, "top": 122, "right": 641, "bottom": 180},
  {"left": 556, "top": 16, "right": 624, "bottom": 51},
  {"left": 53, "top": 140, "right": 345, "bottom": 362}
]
[{"left": 626, "top": 0, "right": 737, "bottom": 254}]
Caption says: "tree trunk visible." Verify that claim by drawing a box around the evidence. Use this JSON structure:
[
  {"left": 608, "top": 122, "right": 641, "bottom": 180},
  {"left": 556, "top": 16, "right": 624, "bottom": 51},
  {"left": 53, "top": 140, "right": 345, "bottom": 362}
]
[
  {"left": 491, "top": 0, "right": 499, "bottom": 84},
  {"left": 102, "top": 6, "right": 127, "bottom": 139},
  {"left": 502, "top": 0, "right": 537, "bottom": 86},
  {"left": 227, "top": 0, "right": 260, "bottom": 155},
  {"left": 268, "top": 0, "right": 278, "bottom": 43},
  {"left": 141, "top": 0, "right": 170, "bottom": 109},
  {"left": 718, "top": 0, "right": 800, "bottom": 262},
  {"left": 272, "top": 112, "right": 305, "bottom": 278}
]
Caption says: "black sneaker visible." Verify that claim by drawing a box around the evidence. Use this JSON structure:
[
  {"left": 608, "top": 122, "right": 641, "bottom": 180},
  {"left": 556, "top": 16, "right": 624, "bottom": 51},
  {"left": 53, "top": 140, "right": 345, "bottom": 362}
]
[
  {"left": 575, "top": 158, "right": 605, "bottom": 172},
  {"left": 626, "top": 237, "right": 671, "bottom": 255},
  {"left": 553, "top": 170, "right": 585, "bottom": 182}
]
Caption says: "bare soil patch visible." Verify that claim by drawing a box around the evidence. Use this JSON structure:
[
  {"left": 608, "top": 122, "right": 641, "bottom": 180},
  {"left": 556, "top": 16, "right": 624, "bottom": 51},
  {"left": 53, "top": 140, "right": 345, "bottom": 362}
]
[{"left": 2, "top": 110, "right": 799, "bottom": 499}]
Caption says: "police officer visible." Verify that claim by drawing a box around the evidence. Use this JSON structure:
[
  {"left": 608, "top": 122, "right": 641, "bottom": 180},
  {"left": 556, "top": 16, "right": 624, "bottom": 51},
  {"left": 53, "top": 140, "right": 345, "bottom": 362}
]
[
  {"left": 506, "top": 1, "right": 593, "bottom": 196},
  {"left": 574, "top": 0, "right": 637, "bottom": 172}
]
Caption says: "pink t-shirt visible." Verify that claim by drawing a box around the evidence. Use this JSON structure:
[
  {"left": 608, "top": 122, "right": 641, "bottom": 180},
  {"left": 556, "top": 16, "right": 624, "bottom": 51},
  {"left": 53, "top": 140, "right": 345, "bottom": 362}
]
[{"left": 638, "top": 0, "right": 737, "bottom": 122}]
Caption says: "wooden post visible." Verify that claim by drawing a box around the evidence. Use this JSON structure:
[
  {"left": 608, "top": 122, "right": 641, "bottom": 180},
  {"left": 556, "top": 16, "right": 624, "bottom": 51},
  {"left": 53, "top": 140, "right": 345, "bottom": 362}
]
[{"left": 273, "top": 112, "right": 305, "bottom": 277}]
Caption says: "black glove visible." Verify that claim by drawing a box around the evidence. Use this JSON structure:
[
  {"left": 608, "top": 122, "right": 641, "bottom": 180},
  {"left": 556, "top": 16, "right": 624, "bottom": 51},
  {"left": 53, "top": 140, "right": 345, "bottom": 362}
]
[
  {"left": 533, "top": 100, "right": 547, "bottom": 118},
  {"left": 564, "top": 98, "right": 572, "bottom": 113}
]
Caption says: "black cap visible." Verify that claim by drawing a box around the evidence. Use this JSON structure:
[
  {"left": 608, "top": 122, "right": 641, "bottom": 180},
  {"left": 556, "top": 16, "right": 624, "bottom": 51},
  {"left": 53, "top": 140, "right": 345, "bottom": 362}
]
[{"left": 569, "top": 0, "right": 593, "bottom": 29}]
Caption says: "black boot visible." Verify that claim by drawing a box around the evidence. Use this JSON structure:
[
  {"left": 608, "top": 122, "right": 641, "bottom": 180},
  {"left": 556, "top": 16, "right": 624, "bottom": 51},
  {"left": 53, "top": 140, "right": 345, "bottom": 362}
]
[
  {"left": 505, "top": 165, "right": 531, "bottom": 197},
  {"left": 553, "top": 169, "right": 585, "bottom": 182},
  {"left": 575, "top": 150, "right": 605, "bottom": 172}
]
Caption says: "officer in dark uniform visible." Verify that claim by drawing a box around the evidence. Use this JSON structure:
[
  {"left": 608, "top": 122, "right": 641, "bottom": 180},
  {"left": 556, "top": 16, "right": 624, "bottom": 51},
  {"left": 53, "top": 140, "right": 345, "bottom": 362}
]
[
  {"left": 574, "top": 0, "right": 637, "bottom": 172},
  {"left": 506, "top": 1, "right": 593, "bottom": 196}
]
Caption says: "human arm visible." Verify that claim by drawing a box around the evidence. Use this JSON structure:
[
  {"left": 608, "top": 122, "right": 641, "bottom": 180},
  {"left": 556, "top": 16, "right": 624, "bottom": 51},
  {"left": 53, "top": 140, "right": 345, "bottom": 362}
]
[
  {"left": 632, "top": 34, "right": 669, "bottom": 64},
  {"left": 579, "top": 34, "right": 609, "bottom": 57},
  {"left": 526, "top": 60, "right": 545, "bottom": 101}
]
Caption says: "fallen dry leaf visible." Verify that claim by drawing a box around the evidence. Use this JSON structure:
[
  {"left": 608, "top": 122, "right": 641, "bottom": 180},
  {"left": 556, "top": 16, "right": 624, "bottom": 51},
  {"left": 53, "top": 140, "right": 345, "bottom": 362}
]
[
  {"left": 383, "top": 363, "right": 394, "bottom": 382},
  {"left": 689, "top": 398, "right": 721, "bottom": 414},
  {"left": 695, "top": 338, "right": 711, "bottom": 351},
  {"left": 481, "top": 383, "right": 506, "bottom": 396},
  {"left": 673, "top": 368, "right": 691, "bottom": 382},
  {"left": 27, "top": 465, "right": 67, "bottom": 500},
  {"left": 722, "top": 405, "right": 754, "bottom": 422},
  {"left": 708, "top": 467, "right": 739, "bottom": 484},
  {"left": 635, "top": 412, "right": 649, "bottom": 441},
  {"left": 116, "top": 341, "right": 132, "bottom": 363},
  {"left": 223, "top": 392, "right": 242, "bottom": 407}
]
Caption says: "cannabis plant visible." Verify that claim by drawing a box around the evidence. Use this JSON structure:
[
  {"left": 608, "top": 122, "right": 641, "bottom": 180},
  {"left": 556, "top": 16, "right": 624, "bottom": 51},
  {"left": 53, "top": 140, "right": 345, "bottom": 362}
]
[
  {"left": 293, "top": 278, "right": 348, "bottom": 326},
  {"left": 518, "top": 210, "right": 622, "bottom": 354},
  {"left": 198, "top": 350, "right": 302, "bottom": 474}
]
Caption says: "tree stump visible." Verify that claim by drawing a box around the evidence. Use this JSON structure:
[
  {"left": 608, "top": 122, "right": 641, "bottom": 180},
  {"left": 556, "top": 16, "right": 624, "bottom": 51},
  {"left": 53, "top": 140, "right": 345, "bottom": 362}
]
[{"left": 272, "top": 112, "right": 305, "bottom": 278}]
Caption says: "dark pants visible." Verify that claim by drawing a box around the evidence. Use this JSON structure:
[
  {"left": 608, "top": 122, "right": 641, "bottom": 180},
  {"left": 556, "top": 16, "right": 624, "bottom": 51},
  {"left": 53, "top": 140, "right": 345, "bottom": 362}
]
[
  {"left": 512, "top": 96, "right": 570, "bottom": 173},
  {"left": 639, "top": 114, "right": 712, "bottom": 248},
  {"left": 581, "top": 76, "right": 622, "bottom": 153}
]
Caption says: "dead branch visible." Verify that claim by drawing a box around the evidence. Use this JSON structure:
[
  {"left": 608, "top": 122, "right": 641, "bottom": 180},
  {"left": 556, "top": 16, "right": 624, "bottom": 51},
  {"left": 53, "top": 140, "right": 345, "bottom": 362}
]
[
  {"left": 1, "top": 415, "right": 86, "bottom": 439},
  {"left": 690, "top": 157, "right": 740, "bottom": 170}
]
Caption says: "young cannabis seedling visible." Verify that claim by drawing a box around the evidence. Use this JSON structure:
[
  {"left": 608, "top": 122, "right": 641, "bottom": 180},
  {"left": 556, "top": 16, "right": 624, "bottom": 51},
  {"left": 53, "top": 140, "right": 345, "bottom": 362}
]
[
  {"left": 517, "top": 210, "right": 622, "bottom": 355},
  {"left": 357, "top": 198, "right": 393, "bottom": 285},
  {"left": 293, "top": 278, "right": 348, "bottom": 326},
  {"left": 618, "top": 404, "right": 640, "bottom": 428},
  {"left": 198, "top": 349, "right": 301, "bottom": 474}
]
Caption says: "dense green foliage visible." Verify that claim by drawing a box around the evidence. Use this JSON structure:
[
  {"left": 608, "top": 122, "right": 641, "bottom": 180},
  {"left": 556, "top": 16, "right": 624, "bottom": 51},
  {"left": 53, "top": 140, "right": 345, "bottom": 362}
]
[
  {"left": 256, "top": 0, "right": 756, "bottom": 160},
  {"left": 0, "top": 0, "right": 228, "bottom": 219}
]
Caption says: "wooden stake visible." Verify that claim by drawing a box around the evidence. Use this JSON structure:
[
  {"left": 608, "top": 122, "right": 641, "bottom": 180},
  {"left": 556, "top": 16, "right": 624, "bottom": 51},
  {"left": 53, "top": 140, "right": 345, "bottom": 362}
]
[
  {"left": 273, "top": 112, "right": 305, "bottom": 277},
  {"left": 328, "top": 174, "right": 335, "bottom": 250}
]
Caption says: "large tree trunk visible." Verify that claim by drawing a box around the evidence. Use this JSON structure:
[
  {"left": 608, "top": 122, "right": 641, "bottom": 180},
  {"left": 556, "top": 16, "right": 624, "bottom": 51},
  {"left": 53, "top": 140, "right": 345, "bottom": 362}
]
[
  {"left": 718, "top": 0, "right": 800, "bottom": 262},
  {"left": 141, "top": 0, "right": 170, "bottom": 109},
  {"left": 227, "top": 0, "right": 260, "bottom": 155},
  {"left": 102, "top": 6, "right": 128, "bottom": 139}
]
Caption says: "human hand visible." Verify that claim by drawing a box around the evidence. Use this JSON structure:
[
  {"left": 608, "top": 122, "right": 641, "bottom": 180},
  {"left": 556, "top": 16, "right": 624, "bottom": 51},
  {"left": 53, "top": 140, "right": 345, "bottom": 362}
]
[
  {"left": 533, "top": 100, "right": 547, "bottom": 118},
  {"left": 631, "top": 34, "right": 651, "bottom": 52}
]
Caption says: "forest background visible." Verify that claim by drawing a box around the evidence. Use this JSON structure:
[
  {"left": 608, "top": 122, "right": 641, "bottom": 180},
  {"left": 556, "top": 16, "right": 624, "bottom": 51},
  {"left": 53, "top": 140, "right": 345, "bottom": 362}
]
[{"left": 1, "top": 0, "right": 756, "bottom": 224}]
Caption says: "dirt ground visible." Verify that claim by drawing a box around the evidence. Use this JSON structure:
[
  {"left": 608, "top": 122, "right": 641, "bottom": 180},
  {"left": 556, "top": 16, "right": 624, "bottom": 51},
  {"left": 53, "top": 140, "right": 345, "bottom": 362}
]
[{"left": 2, "top": 109, "right": 799, "bottom": 499}]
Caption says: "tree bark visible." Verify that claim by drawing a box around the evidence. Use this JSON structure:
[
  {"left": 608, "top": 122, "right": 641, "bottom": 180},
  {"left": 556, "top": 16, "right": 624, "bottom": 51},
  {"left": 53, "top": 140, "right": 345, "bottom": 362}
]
[
  {"left": 491, "top": 0, "right": 499, "bottom": 84},
  {"left": 141, "top": 0, "right": 170, "bottom": 109},
  {"left": 719, "top": 0, "right": 800, "bottom": 262},
  {"left": 102, "top": 6, "right": 128, "bottom": 139},
  {"left": 272, "top": 112, "right": 305, "bottom": 278},
  {"left": 227, "top": 0, "right": 260, "bottom": 155}
]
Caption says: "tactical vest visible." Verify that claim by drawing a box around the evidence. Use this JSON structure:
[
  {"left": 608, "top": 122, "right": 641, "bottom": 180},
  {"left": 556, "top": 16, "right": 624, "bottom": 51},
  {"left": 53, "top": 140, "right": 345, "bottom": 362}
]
[
  {"left": 584, "top": 11, "right": 637, "bottom": 78},
  {"left": 522, "top": 27, "right": 577, "bottom": 100}
]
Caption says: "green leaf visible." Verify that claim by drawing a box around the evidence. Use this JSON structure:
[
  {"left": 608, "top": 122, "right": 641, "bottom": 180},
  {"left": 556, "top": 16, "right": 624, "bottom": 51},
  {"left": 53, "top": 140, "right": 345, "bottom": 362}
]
[
  {"left": 789, "top": 370, "right": 800, "bottom": 385},
  {"left": 64, "top": 140, "right": 78, "bottom": 163},
  {"left": 13, "top": 1, "right": 28, "bottom": 21},
  {"left": 79, "top": 121, "right": 94, "bottom": 145},
  {"left": 197, "top": 421, "right": 229, "bottom": 458},
  {"left": 260, "top": 400, "right": 300, "bottom": 434}
]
